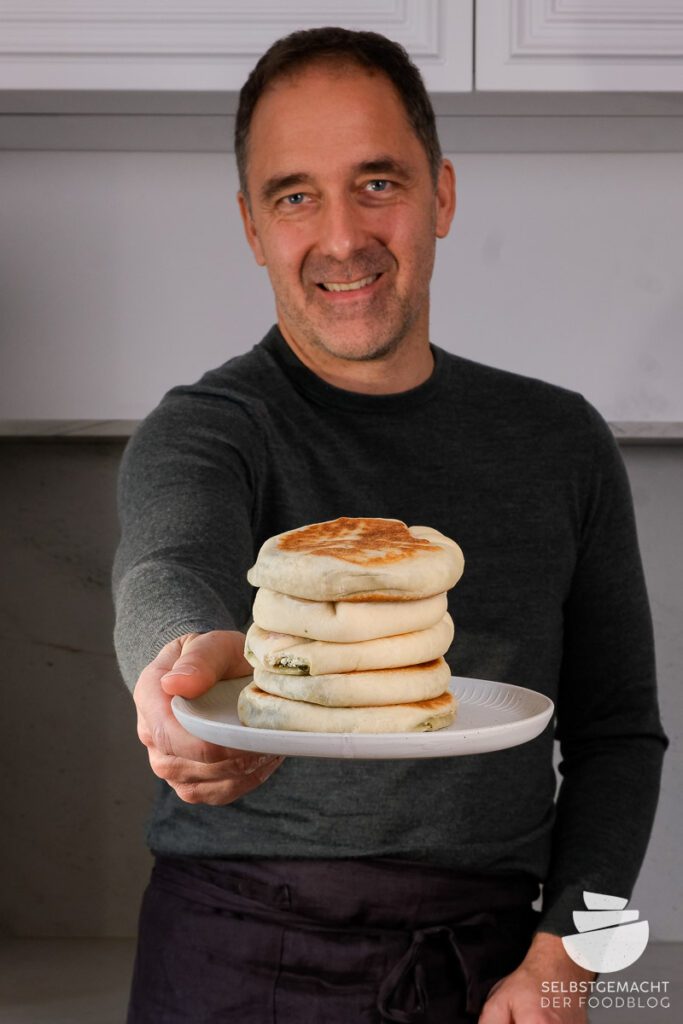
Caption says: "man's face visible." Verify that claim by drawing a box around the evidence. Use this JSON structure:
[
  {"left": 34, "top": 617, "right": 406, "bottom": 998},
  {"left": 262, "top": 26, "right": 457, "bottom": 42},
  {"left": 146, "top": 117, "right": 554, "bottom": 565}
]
[{"left": 238, "top": 62, "right": 455, "bottom": 363}]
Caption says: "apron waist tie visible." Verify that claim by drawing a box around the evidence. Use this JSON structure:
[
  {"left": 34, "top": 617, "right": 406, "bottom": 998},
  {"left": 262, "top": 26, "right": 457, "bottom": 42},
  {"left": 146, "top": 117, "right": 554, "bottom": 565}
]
[{"left": 376, "top": 915, "right": 495, "bottom": 1023}]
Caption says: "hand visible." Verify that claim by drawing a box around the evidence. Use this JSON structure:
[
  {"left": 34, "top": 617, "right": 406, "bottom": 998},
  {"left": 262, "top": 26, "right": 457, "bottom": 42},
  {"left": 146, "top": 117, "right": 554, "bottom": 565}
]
[
  {"left": 134, "top": 629, "right": 285, "bottom": 805},
  {"left": 479, "top": 931, "right": 594, "bottom": 1023}
]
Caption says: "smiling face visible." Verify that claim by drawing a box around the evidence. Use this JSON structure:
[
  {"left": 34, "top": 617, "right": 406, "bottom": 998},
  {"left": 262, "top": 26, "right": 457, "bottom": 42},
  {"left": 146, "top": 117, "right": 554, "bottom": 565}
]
[{"left": 238, "top": 62, "right": 455, "bottom": 366}]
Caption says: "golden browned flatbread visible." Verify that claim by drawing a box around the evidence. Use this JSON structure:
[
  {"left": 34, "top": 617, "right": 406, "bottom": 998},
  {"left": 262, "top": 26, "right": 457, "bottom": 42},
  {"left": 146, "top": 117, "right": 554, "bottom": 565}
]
[
  {"left": 245, "top": 615, "right": 454, "bottom": 676},
  {"left": 247, "top": 517, "right": 464, "bottom": 601},
  {"left": 237, "top": 682, "right": 457, "bottom": 733},
  {"left": 252, "top": 657, "right": 451, "bottom": 707},
  {"left": 251, "top": 587, "right": 448, "bottom": 642}
]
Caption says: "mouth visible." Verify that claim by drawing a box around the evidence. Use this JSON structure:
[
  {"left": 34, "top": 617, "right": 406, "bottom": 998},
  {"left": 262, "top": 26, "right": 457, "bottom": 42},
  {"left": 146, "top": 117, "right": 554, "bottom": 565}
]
[{"left": 317, "top": 273, "right": 382, "bottom": 293}]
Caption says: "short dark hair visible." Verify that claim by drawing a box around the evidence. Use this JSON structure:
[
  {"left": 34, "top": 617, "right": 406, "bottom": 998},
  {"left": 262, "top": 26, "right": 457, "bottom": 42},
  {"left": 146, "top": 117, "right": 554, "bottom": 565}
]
[{"left": 235, "top": 26, "right": 442, "bottom": 200}]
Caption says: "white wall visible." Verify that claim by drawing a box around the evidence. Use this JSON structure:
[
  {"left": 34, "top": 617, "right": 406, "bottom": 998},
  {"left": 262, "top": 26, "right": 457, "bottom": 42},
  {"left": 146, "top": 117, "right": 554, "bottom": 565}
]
[{"left": 1, "top": 148, "right": 682, "bottom": 422}]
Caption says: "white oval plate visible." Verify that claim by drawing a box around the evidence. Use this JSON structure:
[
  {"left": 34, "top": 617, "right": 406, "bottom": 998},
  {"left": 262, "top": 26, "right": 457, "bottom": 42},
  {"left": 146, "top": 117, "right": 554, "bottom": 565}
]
[{"left": 171, "top": 676, "right": 554, "bottom": 759}]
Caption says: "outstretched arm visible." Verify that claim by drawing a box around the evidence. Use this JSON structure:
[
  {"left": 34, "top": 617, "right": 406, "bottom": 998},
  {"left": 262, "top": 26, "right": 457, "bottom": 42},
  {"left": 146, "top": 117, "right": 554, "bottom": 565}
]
[{"left": 113, "top": 388, "right": 279, "bottom": 801}]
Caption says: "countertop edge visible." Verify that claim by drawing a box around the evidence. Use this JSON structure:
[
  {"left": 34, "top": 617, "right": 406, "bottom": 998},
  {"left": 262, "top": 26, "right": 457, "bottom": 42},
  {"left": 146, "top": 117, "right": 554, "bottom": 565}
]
[{"left": 1, "top": 420, "right": 683, "bottom": 444}]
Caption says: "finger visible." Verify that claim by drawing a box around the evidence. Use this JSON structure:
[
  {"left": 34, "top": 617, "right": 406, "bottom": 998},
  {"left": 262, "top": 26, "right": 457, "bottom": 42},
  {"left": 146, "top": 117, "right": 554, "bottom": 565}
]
[
  {"left": 135, "top": 659, "right": 239, "bottom": 762},
  {"left": 480, "top": 992, "right": 560, "bottom": 1024},
  {"left": 149, "top": 748, "right": 284, "bottom": 783},
  {"left": 160, "top": 630, "right": 252, "bottom": 698},
  {"left": 136, "top": 635, "right": 257, "bottom": 762},
  {"left": 478, "top": 991, "right": 511, "bottom": 1024},
  {"left": 159, "top": 756, "right": 286, "bottom": 806}
]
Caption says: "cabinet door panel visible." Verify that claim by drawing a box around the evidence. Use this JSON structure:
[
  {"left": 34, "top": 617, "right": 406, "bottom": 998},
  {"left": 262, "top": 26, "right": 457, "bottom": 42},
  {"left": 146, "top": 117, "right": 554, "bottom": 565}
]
[
  {"left": 476, "top": 0, "right": 683, "bottom": 91},
  {"left": 0, "top": 0, "right": 472, "bottom": 92}
]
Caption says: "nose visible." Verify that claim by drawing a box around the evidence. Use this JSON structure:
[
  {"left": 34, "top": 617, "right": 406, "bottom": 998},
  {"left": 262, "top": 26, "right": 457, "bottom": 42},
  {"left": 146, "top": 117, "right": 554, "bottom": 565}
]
[{"left": 316, "top": 193, "right": 370, "bottom": 263}]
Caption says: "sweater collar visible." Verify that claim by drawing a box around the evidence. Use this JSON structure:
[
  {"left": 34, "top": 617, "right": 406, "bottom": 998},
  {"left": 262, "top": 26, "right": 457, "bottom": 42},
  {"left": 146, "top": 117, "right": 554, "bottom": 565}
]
[{"left": 260, "top": 324, "right": 448, "bottom": 414}]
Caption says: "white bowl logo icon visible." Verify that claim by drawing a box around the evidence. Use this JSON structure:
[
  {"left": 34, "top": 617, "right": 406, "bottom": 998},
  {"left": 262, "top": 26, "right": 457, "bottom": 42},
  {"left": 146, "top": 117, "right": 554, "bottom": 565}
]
[{"left": 562, "top": 892, "right": 649, "bottom": 973}]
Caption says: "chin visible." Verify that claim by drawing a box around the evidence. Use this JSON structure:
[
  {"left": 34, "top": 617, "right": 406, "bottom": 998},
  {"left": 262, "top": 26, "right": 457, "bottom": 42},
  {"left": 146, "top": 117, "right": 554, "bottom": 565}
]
[{"left": 314, "top": 329, "right": 403, "bottom": 363}]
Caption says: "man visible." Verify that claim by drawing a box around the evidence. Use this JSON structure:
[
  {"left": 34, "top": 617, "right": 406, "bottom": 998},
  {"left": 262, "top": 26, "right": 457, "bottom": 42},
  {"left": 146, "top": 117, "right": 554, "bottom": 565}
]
[{"left": 113, "top": 27, "right": 667, "bottom": 1024}]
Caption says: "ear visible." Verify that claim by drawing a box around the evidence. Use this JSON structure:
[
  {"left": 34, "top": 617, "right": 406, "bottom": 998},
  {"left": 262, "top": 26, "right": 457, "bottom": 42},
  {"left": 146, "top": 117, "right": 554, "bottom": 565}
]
[
  {"left": 238, "top": 191, "right": 266, "bottom": 266},
  {"left": 434, "top": 159, "right": 456, "bottom": 239}
]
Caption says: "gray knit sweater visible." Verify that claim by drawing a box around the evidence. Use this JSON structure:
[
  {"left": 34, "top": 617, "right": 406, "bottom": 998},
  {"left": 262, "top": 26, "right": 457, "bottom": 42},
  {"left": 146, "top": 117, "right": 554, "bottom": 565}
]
[{"left": 112, "top": 326, "right": 667, "bottom": 936}]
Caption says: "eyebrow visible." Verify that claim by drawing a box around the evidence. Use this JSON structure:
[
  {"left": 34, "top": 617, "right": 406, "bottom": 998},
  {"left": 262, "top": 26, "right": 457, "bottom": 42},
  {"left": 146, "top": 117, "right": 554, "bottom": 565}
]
[
  {"left": 355, "top": 157, "right": 415, "bottom": 180},
  {"left": 258, "top": 156, "right": 416, "bottom": 206}
]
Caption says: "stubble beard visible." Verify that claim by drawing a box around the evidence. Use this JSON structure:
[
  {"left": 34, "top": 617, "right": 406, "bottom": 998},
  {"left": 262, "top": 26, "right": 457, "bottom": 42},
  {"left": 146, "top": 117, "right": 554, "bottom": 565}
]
[
  {"left": 290, "top": 290, "right": 420, "bottom": 363},
  {"left": 275, "top": 258, "right": 433, "bottom": 364}
]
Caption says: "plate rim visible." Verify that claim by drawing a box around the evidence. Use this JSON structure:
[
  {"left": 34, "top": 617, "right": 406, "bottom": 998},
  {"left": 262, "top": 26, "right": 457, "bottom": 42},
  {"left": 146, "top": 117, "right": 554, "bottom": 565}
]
[{"left": 171, "top": 675, "right": 554, "bottom": 747}]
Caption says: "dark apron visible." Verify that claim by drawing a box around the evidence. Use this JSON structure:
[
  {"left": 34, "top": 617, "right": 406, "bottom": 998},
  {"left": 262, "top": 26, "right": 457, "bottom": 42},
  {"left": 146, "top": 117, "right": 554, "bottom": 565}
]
[{"left": 127, "top": 855, "right": 540, "bottom": 1024}]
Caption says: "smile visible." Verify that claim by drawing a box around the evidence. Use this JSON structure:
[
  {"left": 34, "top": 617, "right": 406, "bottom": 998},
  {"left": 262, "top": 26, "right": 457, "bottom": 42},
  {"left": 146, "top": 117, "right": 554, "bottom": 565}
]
[{"left": 319, "top": 274, "right": 380, "bottom": 292}]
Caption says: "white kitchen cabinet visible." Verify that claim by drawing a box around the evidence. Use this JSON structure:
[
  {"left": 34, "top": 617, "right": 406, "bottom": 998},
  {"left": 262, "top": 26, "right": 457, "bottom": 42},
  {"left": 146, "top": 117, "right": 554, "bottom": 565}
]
[
  {"left": 2, "top": 2, "right": 683, "bottom": 96},
  {"left": 476, "top": 0, "right": 683, "bottom": 92},
  {"left": 0, "top": 0, "right": 473, "bottom": 92}
]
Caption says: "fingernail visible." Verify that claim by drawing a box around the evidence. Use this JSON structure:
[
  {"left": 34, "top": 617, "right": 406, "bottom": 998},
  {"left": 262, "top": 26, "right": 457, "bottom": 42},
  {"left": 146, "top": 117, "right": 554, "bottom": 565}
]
[{"left": 161, "top": 666, "right": 197, "bottom": 680}]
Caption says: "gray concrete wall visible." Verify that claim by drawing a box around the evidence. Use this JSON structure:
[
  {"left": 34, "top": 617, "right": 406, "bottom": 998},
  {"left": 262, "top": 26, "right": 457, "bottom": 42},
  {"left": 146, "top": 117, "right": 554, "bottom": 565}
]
[
  {"left": 1, "top": 441, "right": 154, "bottom": 938},
  {"left": 0, "top": 440, "right": 680, "bottom": 940}
]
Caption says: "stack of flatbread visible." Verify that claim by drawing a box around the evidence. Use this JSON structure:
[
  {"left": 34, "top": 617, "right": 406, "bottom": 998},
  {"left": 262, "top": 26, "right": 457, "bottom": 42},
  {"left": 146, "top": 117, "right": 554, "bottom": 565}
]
[{"left": 237, "top": 517, "right": 464, "bottom": 734}]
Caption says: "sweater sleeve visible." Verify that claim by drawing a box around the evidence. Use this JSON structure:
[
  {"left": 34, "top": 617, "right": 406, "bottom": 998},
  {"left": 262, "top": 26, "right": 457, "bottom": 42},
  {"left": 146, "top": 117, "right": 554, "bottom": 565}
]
[
  {"left": 537, "top": 399, "right": 668, "bottom": 936},
  {"left": 112, "top": 388, "right": 262, "bottom": 692}
]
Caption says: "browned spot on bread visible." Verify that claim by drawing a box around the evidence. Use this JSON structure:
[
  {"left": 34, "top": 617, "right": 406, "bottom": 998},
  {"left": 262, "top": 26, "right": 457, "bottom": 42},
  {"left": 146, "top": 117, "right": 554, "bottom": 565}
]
[
  {"left": 277, "top": 517, "right": 440, "bottom": 567},
  {"left": 411, "top": 691, "right": 454, "bottom": 710}
]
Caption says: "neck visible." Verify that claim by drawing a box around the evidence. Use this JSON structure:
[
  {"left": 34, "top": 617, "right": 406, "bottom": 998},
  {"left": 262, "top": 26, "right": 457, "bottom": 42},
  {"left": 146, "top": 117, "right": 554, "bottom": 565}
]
[{"left": 277, "top": 324, "right": 435, "bottom": 396}]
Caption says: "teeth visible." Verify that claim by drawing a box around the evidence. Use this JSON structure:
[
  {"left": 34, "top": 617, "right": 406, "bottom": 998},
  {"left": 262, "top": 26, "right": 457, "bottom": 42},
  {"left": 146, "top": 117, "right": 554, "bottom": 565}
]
[{"left": 322, "top": 274, "right": 378, "bottom": 293}]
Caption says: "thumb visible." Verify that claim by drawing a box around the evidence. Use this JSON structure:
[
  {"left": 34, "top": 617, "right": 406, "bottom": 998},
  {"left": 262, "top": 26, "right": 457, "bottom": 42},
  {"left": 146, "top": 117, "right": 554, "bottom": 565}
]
[{"left": 161, "top": 629, "right": 251, "bottom": 698}]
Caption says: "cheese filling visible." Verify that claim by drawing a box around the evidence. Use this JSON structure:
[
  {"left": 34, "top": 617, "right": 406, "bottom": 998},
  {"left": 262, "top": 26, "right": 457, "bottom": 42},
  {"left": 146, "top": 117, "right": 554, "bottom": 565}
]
[{"left": 272, "top": 654, "right": 310, "bottom": 674}]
